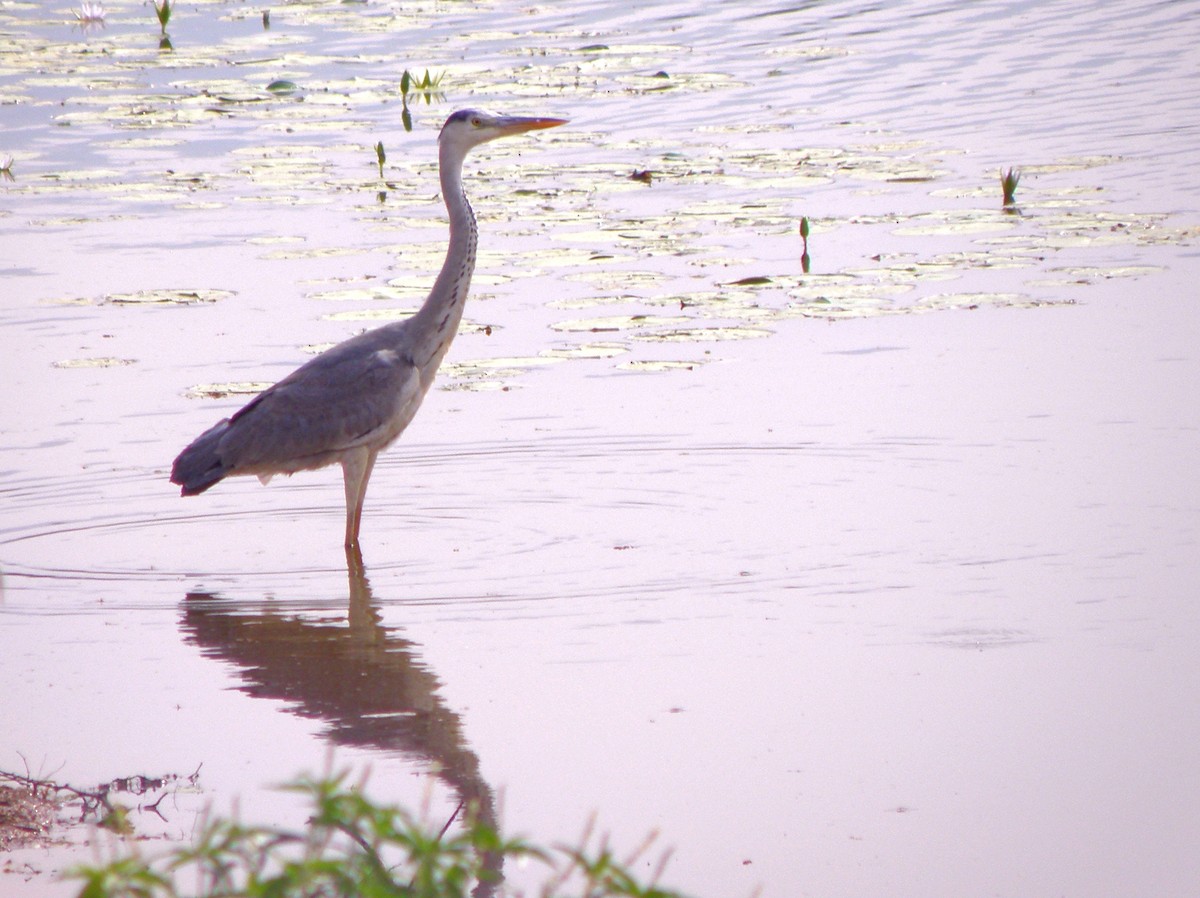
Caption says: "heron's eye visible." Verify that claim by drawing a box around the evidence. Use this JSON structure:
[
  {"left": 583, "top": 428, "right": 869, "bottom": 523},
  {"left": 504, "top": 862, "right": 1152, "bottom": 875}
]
[{"left": 471, "top": 117, "right": 482, "bottom": 127}]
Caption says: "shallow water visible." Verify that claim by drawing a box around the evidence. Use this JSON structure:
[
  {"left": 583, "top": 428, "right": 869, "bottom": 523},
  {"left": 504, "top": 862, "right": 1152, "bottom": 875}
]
[{"left": 3, "top": 1, "right": 1200, "bottom": 896}]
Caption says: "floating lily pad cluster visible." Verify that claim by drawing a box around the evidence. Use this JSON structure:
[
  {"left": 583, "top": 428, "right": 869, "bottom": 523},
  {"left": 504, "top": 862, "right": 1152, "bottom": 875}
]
[{"left": 0, "top": 1, "right": 1191, "bottom": 388}]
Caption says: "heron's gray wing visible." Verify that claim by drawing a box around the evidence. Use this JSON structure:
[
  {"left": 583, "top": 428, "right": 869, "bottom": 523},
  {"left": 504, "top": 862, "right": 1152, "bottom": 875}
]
[{"left": 218, "top": 342, "right": 423, "bottom": 472}]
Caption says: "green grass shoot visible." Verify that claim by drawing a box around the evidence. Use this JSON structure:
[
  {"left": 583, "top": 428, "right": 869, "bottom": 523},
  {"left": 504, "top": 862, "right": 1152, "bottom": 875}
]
[
  {"left": 374, "top": 141, "right": 386, "bottom": 178},
  {"left": 1000, "top": 167, "right": 1021, "bottom": 206},
  {"left": 153, "top": 0, "right": 171, "bottom": 34},
  {"left": 800, "top": 216, "right": 811, "bottom": 273},
  {"left": 401, "top": 68, "right": 446, "bottom": 103}
]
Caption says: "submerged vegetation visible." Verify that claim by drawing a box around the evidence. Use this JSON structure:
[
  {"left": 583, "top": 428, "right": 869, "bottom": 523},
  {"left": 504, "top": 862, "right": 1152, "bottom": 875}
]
[
  {"left": 265, "top": 79, "right": 300, "bottom": 95},
  {"left": 68, "top": 770, "right": 688, "bottom": 898},
  {"left": 1, "top": 765, "right": 200, "bottom": 849},
  {"left": 0, "top": 1, "right": 1180, "bottom": 373}
]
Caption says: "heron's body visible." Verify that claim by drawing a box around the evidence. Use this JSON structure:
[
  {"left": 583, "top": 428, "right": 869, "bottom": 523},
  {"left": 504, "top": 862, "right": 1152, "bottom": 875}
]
[{"left": 171, "top": 109, "right": 565, "bottom": 547}]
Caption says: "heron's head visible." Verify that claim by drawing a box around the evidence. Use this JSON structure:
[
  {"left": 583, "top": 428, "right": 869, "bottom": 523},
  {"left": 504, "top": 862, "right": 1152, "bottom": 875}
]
[{"left": 438, "top": 109, "right": 567, "bottom": 154}]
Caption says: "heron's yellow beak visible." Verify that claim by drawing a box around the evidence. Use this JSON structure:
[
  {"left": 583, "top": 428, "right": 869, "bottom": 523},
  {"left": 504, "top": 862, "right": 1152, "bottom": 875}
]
[{"left": 494, "top": 116, "right": 568, "bottom": 135}]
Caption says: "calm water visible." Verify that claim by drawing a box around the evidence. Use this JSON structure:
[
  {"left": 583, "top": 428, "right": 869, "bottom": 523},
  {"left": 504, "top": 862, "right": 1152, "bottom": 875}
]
[{"left": 2, "top": 1, "right": 1199, "bottom": 896}]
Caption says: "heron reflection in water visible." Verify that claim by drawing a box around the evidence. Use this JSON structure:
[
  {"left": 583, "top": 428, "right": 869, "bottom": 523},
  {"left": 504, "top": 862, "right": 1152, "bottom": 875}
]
[
  {"left": 171, "top": 110, "right": 566, "bottom": 547},
  {"left": 180, "top": 550, "right": 500, "bottom": 894}
]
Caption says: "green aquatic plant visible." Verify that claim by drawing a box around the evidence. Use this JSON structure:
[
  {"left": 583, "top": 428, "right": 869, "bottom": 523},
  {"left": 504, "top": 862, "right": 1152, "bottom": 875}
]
[
  {"left": 0, "top": 154, "right": 13, "bottom": 182},
  {"left": 374, "top": 140, "right": 386, "bottom": 178},
  {"left": 401, "top": 68, "right": 446, "bottom": 101},
  {"left": 397, "top": 69, "right": 446, "bottom": 132},
  {"left": 152, "top": 0, "right": 171, "bottom": 35},
  {"left": 800, "top": 215, "right": 811, "bottom": 273},
  {"left": 1000, "top": 166, "right": 1021, "bottom": 206},
  {"left": 68, "top": 770, "right": 690, "bottom": 898}
]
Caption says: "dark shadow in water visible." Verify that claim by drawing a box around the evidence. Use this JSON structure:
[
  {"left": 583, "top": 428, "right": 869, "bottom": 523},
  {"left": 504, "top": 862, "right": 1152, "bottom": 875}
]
[{"left": 179, "top": 547, "right": 500, "bottom": 896}]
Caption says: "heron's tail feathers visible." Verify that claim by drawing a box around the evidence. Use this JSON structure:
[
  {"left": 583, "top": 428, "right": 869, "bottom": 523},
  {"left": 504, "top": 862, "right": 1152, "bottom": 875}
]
[{"left": 171, "top": 419, "right": 233, "bottom": 496}]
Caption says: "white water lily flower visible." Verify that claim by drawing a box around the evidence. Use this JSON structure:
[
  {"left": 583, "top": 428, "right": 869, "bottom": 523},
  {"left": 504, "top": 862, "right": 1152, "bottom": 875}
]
[{"left": 73, "top": 2, "right": 106, "bottom": 25}]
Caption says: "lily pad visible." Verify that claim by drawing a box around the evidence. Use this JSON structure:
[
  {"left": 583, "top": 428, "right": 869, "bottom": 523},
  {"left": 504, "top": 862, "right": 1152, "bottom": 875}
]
[
  {"left": 185, "top": 382, "right": 272, "bottom": 400},
  {"left": 106, "top": 289, "right": 234, "bottom": 305},
  {"left": 618, "top": 359, "right": 706, "bottom": 372},
  {"left": 52, "top": 357, "right": 136, "bottom": 369}
]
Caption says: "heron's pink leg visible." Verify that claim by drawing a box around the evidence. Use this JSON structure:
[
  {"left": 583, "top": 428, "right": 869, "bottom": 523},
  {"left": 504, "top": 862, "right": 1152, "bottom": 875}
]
[{"left": 340, "top": 448, "right": 378, "bottom": 547}]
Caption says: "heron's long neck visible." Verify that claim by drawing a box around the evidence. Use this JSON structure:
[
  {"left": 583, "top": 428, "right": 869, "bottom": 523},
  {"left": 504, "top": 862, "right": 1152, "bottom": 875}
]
[{"left": 408, "top": 142, "right": 478, "bottom": 378}]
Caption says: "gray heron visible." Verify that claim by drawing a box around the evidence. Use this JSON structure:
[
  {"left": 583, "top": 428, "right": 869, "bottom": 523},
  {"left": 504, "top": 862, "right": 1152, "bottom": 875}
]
[{"left": 171, "top": 109, "right": 566, "bottom": 547}]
